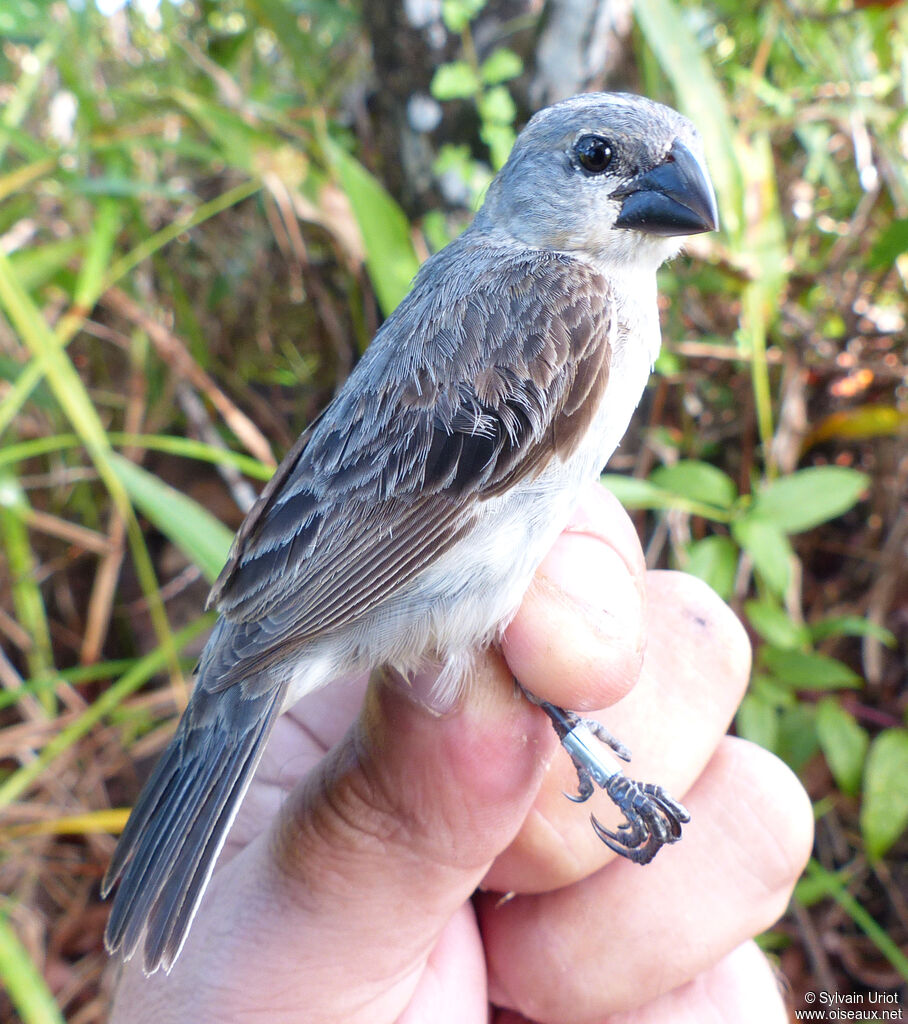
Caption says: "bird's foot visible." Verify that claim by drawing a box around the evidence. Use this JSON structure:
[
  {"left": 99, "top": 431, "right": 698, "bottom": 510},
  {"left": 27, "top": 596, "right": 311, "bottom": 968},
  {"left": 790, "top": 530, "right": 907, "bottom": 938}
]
[
  {"left": 522, "top": 689, "right": 689, "bottom": 864},
  {"left": 592, "top": 775, "right": 690, "bottom": 864}
]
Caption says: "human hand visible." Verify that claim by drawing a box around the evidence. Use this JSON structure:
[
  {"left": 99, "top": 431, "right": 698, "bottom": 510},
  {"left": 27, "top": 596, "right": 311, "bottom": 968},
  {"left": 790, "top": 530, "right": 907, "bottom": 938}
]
[{"left": 108, "top": 484, "right": 813, "bottom": 1024}]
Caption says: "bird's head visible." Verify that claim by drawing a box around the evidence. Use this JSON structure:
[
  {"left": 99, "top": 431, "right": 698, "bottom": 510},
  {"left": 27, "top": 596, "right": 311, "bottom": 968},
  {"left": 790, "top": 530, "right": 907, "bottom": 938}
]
[{"left": 475, "top": 92, "right": 718, "bottom": 273}]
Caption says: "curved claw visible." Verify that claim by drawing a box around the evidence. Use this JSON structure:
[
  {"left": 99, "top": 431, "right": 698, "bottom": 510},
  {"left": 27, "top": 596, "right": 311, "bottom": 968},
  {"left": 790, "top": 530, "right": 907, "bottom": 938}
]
[
  {"left": 565, "top": 788, "right": 589, "bottom": 804},
  {"left": 591, "top": 813, "right": 665, "bottom": 865},
  {"left": 593, "top": 776, "right": 691, "bottom": 864},
  {"left": 564, "top": 768, "right": 595, "bottom": 803}
]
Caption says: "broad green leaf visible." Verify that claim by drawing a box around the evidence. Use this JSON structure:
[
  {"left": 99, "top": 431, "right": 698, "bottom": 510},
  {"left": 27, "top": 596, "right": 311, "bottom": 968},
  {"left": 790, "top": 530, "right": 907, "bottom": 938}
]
[
  {"left": 762, "top": 647, "right": 862, "bottom": 691},
  {"left": 601, "top": 473, "right": 674, "bottom": 509},
  {"left": 326, "top": 141, "right": 421, "bottom": 317},
  {"left": 776, "top": 704, "right": 820, "bottom": 773},
  {"left": 685, "top": 535, "right": 738, "bottom": 599},
  {"left": 480, "top": 122, "right": 516, "bottom": 170},
  {"left": 477, "top": 85, "right": 517, "bottom": 126},
  {"left": 744, "top": 599, "right": 809, "bottom": 649},
  {"left": 732, "top": 515, "right": 792, "bottom": 595},
  {"left": 752, "top": 467, "right": 869, "bottom": 534},
  {"left": 480, "top": 48, "right": 523, "bottom": 85},
  {"left": 431, "top": 61, "right": 481, "bottom": 101},
  {"left": 816, "top": 698, "right": 869, "bottom": 796},
  {"left": 650, "top": 460, "right": 738, "bottom": 509},
  {"left": 810, "top": 615, "right": 896, "bottom": 647},
  {"left": 736, "top": 692, "right": 779, "bottom": 752},
  {"left": 110, "top": 455, "right": 233, "bottom": 582},
  {"left": 442, "top": 0, "right": 487, "bottom": 32},
  {"left": 861, "top": 729, "right": 908, "bottom": 858},
  {"left": 751, "top": 673, "right": 799, "bottom": 710}
]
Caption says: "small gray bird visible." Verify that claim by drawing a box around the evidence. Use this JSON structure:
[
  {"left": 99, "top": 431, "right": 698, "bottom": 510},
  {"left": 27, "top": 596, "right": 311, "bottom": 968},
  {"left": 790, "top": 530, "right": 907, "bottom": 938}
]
[{"left": 104, "top": 92, "right": 718, "bottom": 974}]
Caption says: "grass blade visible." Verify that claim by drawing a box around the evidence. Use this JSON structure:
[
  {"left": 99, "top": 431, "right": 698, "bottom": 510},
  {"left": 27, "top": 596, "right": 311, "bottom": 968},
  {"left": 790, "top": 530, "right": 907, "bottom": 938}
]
[{"left": 0, "top": 917, "right": 65, "bottom": 1024}]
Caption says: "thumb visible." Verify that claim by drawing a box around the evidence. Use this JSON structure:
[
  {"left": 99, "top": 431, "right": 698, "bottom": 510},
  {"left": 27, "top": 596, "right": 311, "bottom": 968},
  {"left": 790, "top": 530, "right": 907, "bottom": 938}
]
[{"left": 113, "top": 652, "right": 554, "bottom": 1024}]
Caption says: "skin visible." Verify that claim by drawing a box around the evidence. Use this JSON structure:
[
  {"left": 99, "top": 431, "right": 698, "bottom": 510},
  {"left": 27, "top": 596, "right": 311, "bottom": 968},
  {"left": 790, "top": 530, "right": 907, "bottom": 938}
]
[{"left": 108, "top": 484, "right": 814, "bottom": 1024}]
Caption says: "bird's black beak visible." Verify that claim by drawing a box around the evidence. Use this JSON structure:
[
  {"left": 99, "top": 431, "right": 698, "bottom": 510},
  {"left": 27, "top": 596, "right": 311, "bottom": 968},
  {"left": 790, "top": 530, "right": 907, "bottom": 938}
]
[{"left": 614, "top": 139, "right": 718, "bottom": 237}]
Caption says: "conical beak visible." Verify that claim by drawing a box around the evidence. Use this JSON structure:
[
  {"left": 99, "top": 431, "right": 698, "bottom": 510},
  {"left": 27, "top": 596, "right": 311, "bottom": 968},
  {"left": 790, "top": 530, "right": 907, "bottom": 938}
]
[{"left": 614, "top": 139, "right": 719, "bottom": 237}]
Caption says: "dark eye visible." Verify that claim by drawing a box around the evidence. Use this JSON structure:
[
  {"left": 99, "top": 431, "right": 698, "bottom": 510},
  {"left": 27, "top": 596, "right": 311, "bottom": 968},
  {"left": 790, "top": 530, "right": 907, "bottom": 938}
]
[{"left": 575, "top": 134, "right": 614, "bottom": 174}]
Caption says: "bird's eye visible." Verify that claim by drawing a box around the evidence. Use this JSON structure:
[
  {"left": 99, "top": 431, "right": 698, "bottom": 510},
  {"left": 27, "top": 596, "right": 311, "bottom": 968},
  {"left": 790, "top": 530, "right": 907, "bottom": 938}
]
[{"left": 575, "top": 135, "right": 614, "bottom": 174}]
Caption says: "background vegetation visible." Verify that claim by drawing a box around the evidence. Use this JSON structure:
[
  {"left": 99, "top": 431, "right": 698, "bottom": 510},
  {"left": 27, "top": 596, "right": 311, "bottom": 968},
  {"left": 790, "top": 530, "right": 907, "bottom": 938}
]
[{"left": 0, "top": 0, "right": 905, "bottom": 1020}]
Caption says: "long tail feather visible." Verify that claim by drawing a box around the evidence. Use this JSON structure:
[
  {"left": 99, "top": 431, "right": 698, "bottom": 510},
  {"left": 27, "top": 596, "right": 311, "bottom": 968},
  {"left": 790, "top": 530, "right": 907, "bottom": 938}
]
[{"left": 103, "top": 674, "right": 286, "bottom": 974}]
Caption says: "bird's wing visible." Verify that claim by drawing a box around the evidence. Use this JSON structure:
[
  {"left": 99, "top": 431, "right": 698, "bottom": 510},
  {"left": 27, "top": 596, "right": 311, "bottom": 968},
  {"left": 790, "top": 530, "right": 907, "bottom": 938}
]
[{"left": 205, "top": 247, "right": 612, "bottom": 686}]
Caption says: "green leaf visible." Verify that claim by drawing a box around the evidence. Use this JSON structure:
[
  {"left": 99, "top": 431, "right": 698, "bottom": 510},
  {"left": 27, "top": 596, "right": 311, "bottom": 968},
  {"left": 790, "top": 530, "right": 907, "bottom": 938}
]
[
  {"left": 751, "top": 673, "right": 799, "bottom": 710},
  {"left": 441, "top": 0, "right": 487, "bottom": 32},
  {"left": 736, "top": 692, "right": 779, "bottom": 752},
  {"left": 110, "top": 455, "right": 233, "bottom": 583},
  {"left": 752, "top": 467, "right": 869, "bottom": 534},
  {"left": 816, "top": 698, "right": 869, "bottom": 796},
  {"left": 431, "top": 61, "right": 481, "bottom": 101},
  {"left": 810, "top": 615, "right": 896, "bottom": 647},
  {"left": 762, "top": 647, "right": 862, "bottom": 691},
  {"left": 685, "top": 535, "right": 738, "bottom": 599},
  {"left": 326, "top": 140, "right": 421, "bottom": 317},
  {"left": 477, "top": 85, "right": 517, "bottom": 126},
  {"left": 480, "top": 122, "right": 516, "bottom": 170},
  {"left": 732, "top": 515, "right": 793, "bottom": 595},
  {"left": 602, "top": 472, "right": 733, "bottom": 522},
  {"left": 479, "top": 48, "right": 523, "bottom": 85},
  {"left": 650, "top": 460, "right": 738, "bottom": 509},
  {"left": 861, "top": 729, "right": 908, "bottom": 858},
  {"left": 868, "top": 218, "right": 908, "bottom": 269},
  {"left": 776, "top": 703, "right": 820, "bottom": 773},
  {"left": 744, "top": 598, "right": 809, "bottom": 649},
  {"left": 601, "top": 473, "right": 674, "bottom": 509}
]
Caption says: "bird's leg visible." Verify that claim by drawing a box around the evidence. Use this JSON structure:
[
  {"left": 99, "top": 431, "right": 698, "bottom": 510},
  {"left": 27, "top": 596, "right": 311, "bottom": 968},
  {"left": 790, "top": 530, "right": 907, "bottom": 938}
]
[{"left": 518, "top": 682, "right": 690, "bottom": 865}]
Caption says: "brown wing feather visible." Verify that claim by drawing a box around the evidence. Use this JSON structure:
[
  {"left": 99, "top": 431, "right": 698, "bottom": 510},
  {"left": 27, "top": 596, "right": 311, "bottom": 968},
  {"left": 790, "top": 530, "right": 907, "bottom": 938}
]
[{"left": 206, "top": 243, "right": 612, "bottom": 686}]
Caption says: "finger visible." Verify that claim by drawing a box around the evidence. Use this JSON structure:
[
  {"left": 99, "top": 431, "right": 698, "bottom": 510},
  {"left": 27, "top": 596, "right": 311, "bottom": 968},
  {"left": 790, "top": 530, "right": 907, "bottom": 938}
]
[
  {"left": 491, "top": 940, "right": 787, "bottom": 1024},
  {"left": 488, "top": 569, "right": 752, "bottom": 891},
  {"left": 601, "top": 940, "right": 788, "bottom": 1024},
  {"left": 113, "top": 650, "right": 555, "bottom": 1024},
  {"left": 502, "top": 484, "right": 647, "bottom": 711},
  {"left": 480, "top": 738, "right": 813, "bottom": 1023}
]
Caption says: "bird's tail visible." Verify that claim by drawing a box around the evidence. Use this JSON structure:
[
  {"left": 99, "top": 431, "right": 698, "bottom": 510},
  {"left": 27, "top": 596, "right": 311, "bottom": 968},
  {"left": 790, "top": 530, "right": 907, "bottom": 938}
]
[{"left": 102, "top": 673, "right": 286, "bottom": 974}]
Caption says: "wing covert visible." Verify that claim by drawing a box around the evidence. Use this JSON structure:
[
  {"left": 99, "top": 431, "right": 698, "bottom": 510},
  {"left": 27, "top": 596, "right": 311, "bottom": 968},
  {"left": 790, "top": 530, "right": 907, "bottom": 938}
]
[{"left": 207, "top": 242, "right": 612, "bottom": 683}]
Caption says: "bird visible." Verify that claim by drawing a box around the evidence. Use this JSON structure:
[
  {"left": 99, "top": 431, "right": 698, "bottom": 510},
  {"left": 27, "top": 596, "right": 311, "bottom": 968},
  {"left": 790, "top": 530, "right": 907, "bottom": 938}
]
[{"left": 103, "top": 91, "right": 719, "bottom": 975}]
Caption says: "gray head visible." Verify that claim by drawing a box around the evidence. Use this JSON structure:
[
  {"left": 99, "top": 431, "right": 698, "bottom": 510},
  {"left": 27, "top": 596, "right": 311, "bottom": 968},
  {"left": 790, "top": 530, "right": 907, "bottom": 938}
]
[{"left": 474, "top": 92, "right": 718, "bottom": 271}]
